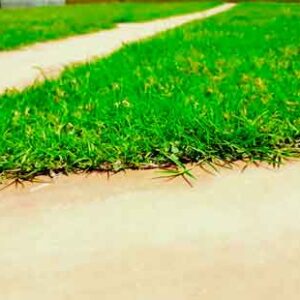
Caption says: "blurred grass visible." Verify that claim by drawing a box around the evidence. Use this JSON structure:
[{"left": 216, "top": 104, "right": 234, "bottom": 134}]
[
  {"left": 0, "top": 2, "right": 299, "bottom": 180},
  {"left": 67, "top": 0, "right": 299, "bottom": 3},
  {"left": 66, "top": 0, "right": 300, "bottom": 4},
  {"left": 0, "top": 1, "right": 218, "bottom": 50}
]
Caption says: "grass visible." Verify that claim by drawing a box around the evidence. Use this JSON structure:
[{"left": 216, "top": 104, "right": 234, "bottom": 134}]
[
  {"left": 0, "top": 1, "right": 218, "bottom": 50},
  {"left": 0, "top": 2, "right": 300, "bottom": 180}
]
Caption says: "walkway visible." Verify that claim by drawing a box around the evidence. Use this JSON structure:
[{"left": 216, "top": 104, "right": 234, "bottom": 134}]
[
  {"left": 1, "top": 162, "right": 300, "bottom": 299},
  {"left": 0, "top": 3, "right": 236, "bottom": 94}
]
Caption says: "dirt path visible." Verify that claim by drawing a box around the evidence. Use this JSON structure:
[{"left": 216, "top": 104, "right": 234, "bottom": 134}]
[
  {"left": 1, "top": 161, "right": 300, "bottom": 299},
  {"left": 0, "top": 3, "right": 236, "bottom": 94}
]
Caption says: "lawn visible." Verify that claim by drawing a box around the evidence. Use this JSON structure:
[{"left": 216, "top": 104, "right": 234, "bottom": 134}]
[
  {"left": 0, "top": 1, "right": 218, "bottom": 50},
  {"left": 0, "top": 2, "right": 299, "bottom": 180}
]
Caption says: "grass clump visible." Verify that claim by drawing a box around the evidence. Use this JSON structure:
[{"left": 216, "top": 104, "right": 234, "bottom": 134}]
[
  {"left": 0, "top": 1, "right": 218, "bottom": 50},
  {"left": 0, "top": 2, "right": 299, "bottom": 180}
]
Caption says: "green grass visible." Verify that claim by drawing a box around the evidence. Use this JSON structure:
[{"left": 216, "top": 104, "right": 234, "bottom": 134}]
[
  {"left": 0, "top": 2, "right": 299, "bottom": 180},
  {"left": 0, "top": 1, "right": 218, "bottom": 50}
]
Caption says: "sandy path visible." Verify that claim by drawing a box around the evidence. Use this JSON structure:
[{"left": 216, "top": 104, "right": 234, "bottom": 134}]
[
  {"left": 0, "top": 162, "right": 300, "bottom": 299},
  {"left": 0, "top": 3, "right": 236, "bottom": 94}
]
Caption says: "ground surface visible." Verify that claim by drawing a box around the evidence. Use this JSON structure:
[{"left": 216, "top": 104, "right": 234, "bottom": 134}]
[
  {"left": 0, "top": 1, "right": 218, "bottom": 50},
  {"left": 1, "top": 3, "right": 300, "bottom": 298},
  {"left": 1, "top": 162, "right": 300, "bottom": 299}
]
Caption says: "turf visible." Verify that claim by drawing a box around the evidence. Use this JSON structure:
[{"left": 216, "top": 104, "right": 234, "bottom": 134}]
[
  {"left": 0, "top": 2, "right": 300, "bottom": 180},
  {"left": 0, "top": 1, "right": 218, "bottom": 50}
]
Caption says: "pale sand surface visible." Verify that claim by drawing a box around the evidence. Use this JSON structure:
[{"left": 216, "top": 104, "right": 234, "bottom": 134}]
[
  {"left": 0, "top": 161, "right": 300, "bottom": 299},
  {"left": 0, "top": 3, "right": 236, "bottom": 94}
]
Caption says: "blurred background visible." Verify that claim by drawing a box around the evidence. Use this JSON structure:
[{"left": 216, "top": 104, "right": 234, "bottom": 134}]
[{"left": 0, "top": 0, "right": 299, "bottom": 9}]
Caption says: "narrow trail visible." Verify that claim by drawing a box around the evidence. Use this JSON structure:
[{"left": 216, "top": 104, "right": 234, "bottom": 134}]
[
  {"left": 0, "top": 3, "right": 236, "bottom": 94},
  {"left": 0, "top": 162, "right": 300, "bottom": 299}
]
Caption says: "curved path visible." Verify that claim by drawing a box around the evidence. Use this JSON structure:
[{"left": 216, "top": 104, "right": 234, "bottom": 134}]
[
  {"left": 0, "top": 162, "right": 300, "bottom": 299},
  {"left": 0, "top": 3, "right": 236, "bottom": 94}
]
